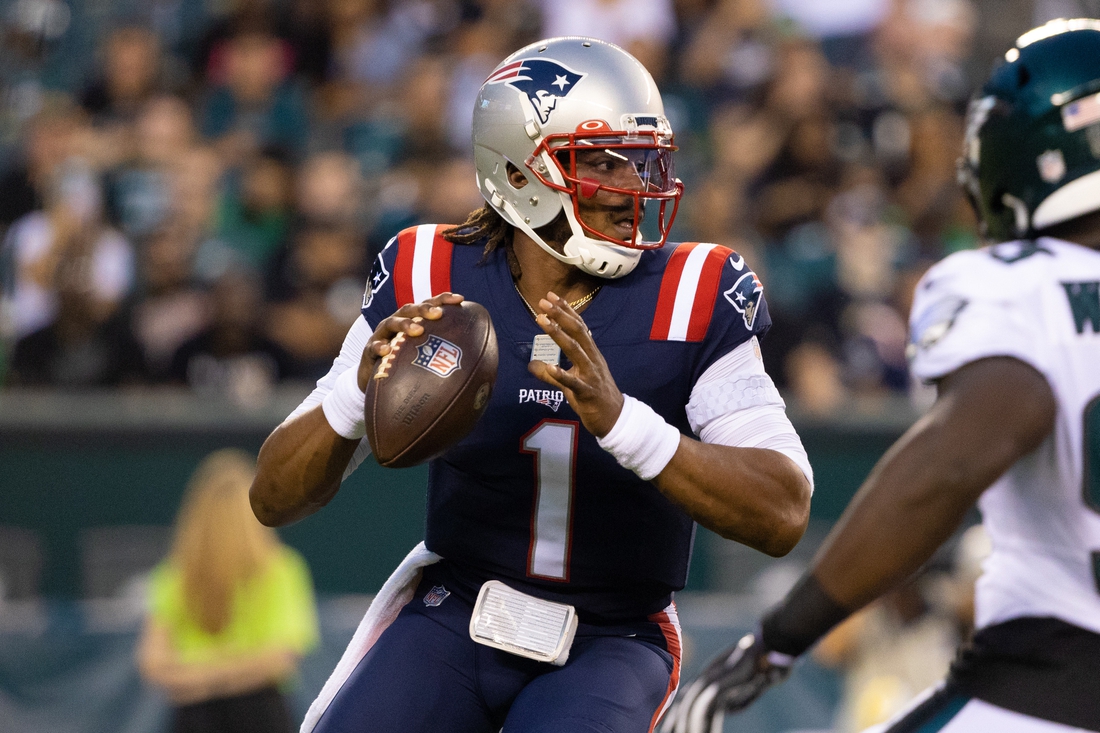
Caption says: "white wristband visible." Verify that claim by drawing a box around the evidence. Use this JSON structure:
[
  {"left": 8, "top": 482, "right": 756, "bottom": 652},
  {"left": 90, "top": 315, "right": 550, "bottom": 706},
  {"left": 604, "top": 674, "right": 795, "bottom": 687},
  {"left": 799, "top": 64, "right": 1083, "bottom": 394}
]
[
  {"left": 597, "top": 394, "right": 681, "bottom": 481},
  {"left": 321, "top": 366, "right": 367, "bottom": 440}
]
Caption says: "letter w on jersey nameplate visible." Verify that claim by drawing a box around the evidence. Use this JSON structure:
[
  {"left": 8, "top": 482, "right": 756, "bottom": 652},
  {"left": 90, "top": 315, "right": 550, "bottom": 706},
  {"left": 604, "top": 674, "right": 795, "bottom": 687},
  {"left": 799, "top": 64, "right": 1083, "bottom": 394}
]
[{"left": 468, "top": 580, "right": 579, "bottom": 666}]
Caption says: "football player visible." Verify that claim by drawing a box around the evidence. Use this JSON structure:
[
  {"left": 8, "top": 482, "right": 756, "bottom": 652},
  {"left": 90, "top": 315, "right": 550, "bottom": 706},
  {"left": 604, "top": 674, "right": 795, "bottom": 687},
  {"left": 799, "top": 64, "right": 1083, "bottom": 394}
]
[
  {"left": 249, "top": 37, "right": 813, "bottom": 732},
  {"left": 667, "top": 18, "right": 1100, "bottom": 733}
]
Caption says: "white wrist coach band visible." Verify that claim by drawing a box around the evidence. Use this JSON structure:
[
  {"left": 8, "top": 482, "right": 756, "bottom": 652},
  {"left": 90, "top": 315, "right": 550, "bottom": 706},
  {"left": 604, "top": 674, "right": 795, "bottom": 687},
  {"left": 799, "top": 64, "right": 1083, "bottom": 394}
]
[
  {"left": 596, "top": 394, "right": 681, "bottom": 481},
  {"left": 321, "top": 366, "right": 367, "bottom": 440}
]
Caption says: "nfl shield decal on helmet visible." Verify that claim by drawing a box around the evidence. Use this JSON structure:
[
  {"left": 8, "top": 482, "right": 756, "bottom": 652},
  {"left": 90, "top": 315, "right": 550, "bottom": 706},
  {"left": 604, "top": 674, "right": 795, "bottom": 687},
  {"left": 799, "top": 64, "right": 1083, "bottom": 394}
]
[
  {"left": 1037, "top": 149, "right": 1066, "bottom": 183},
  {"left": 413, "top": 336, "right": 463, "bottom": 377},
  {"left": 724, "top": 270, "right": 764, "bottom": 330},
  {"left": 484, "top": 58, "right": 586, "bottom": 125},
  {"left": 423, "top": 585, "right": 450, "bottom": 607}
]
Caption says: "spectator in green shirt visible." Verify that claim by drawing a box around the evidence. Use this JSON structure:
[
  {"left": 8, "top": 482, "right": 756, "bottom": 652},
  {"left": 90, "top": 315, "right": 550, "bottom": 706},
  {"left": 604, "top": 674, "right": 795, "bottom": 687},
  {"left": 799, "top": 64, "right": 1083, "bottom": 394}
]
[{"left": 137, "top": 448, "right": 319, "bottom": 733}]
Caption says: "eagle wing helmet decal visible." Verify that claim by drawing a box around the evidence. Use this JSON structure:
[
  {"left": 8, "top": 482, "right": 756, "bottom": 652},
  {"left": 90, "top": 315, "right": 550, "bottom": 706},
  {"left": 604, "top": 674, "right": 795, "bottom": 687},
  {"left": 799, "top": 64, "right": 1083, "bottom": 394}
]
[{"left": 485, "top": 58, "right": 586, "bottom": 125}]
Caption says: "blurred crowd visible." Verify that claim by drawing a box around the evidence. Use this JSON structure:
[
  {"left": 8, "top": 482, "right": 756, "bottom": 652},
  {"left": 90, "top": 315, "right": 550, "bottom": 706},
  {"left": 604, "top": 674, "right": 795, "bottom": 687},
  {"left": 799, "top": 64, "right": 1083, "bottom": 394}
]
[{"left": 0, "top": 0, "right": 1044, "bottom": 408}]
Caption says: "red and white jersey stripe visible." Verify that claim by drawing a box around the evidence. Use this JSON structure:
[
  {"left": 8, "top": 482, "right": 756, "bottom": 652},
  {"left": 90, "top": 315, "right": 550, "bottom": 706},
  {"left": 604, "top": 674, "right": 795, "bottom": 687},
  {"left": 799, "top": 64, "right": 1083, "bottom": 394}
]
[
  {"left": 648, "top": 602, "right": 683, "bottom": 732},
  {"left": 650, "top": 242, "right": 732, "bottom": 342},
  {"left": 392, "top": 224, "right": 454, "bottom": 307}
]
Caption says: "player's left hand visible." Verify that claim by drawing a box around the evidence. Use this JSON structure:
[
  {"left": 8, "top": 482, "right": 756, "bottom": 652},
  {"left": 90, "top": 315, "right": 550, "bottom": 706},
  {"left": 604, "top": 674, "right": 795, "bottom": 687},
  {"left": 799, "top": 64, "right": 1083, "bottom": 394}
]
[
  {"left": 528, "top": 291, "right": 623, "bottom": 438},
  {"left": 662, "top": 632, "right": 792, "bottom": 733}
]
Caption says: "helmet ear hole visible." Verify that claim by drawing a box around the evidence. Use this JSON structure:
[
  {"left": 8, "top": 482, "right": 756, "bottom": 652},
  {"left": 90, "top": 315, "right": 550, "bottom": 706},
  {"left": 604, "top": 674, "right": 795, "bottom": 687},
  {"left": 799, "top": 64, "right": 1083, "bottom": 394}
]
[{"left": 505, "top": 162, "right": 529, "bottom": 190}]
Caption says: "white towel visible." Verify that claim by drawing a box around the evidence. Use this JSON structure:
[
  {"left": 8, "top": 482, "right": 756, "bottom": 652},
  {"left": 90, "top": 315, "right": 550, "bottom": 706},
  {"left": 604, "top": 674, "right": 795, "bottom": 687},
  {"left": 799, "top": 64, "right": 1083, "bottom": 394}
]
[{"left": 301, "top": 542, "right": 442, "bottom": 733}]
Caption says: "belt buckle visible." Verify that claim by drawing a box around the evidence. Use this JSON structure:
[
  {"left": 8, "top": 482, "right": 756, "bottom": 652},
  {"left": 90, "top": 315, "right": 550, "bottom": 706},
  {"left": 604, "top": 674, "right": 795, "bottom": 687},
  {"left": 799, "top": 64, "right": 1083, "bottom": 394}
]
[{"left": 468, "top": 580, "right": 579, "bottom": 666}]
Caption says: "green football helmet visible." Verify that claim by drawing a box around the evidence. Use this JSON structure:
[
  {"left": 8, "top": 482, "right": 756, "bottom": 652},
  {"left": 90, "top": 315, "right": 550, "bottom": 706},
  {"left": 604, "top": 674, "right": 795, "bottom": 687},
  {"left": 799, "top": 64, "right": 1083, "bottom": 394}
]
[{"left": 960, "top": 18, "right": 1100, "bottom": 241}]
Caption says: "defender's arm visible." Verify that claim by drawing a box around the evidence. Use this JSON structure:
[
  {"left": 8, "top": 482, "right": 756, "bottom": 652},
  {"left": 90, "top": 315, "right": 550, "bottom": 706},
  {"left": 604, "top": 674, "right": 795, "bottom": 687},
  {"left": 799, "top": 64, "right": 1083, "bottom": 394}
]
[
  {"left": 665, "top": 356, "right": 1057, "bottom": 733},
  {"left": 809, "top": 355, "right": 1055, "bottom": 611}
]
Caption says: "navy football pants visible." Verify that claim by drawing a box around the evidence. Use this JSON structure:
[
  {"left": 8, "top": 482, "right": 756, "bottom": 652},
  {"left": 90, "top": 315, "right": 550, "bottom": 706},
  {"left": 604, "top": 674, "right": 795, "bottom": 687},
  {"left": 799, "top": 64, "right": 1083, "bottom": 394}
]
[{"left": 313, "top": 575, "right": 679, "bottom": 732}]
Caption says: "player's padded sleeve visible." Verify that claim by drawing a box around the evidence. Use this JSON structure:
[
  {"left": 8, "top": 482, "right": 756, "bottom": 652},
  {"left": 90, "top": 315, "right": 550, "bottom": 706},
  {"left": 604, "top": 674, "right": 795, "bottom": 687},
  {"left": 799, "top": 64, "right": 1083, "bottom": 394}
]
[
  {"left": 281, "top": 234, "right": 408, "bottom": 478},
  {"left": 909, "top": 249, "right": 1051, "bottom": 384},
  {"left": 687, "top": 337, "right": 813, "bottom": 489},
  {"left": 284, "top": 315, "right": 374, "bottom": 480}
]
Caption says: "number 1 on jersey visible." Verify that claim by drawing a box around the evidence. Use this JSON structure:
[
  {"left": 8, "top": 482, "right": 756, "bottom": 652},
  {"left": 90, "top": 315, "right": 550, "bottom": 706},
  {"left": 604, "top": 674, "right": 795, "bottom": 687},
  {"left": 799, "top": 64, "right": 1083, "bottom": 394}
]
[{"left": 522, "top": 420, "right": 578, "bottom": 581}]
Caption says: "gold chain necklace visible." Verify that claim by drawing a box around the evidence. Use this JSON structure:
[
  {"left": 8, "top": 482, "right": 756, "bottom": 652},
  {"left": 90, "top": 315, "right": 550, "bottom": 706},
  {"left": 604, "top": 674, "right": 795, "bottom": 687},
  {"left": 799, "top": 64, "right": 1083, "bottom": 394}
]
[{"left": 513, "top": 280, "right": 601, "bottom": 320}]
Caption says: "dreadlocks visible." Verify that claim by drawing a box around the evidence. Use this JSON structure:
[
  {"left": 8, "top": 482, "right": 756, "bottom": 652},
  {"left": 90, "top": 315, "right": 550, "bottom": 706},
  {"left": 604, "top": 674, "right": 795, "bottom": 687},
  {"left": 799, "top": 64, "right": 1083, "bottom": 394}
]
[
  {"left": 442, "top": 205, "right": 513, "bottom": 255},
  {"left": 442, "top": 205, "right": 520, "bottom": 277}
]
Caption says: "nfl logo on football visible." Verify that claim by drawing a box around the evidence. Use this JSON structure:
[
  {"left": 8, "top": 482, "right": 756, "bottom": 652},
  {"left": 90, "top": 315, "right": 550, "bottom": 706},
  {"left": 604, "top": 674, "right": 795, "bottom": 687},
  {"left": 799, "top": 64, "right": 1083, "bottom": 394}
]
[{"left": 413, "top": 336, "right": 463, "bottom": 377}]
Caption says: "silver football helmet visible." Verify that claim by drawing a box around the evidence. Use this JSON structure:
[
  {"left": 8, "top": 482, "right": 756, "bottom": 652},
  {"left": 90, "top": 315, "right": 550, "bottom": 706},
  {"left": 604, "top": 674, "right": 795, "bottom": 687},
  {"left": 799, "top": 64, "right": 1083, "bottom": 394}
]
[{"left": 473, "top": 37, "right": 683, "bottom": 279}]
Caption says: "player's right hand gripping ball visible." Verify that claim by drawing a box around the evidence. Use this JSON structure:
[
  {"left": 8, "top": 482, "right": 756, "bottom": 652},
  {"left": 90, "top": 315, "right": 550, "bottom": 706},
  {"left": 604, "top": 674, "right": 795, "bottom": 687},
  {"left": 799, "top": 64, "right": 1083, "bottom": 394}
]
[
  {"left": 663, "top": 632, "right": 791, "bottom": 733},
  {"left": 365, "top": 301, "right": 498, "bottom": 468}
]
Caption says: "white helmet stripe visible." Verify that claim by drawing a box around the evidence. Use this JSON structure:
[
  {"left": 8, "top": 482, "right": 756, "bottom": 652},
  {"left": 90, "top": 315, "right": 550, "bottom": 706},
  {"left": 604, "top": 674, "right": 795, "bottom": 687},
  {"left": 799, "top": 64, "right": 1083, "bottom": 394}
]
[{"left": 1033, "top": 167, "right": 1100, "bottom": 230}]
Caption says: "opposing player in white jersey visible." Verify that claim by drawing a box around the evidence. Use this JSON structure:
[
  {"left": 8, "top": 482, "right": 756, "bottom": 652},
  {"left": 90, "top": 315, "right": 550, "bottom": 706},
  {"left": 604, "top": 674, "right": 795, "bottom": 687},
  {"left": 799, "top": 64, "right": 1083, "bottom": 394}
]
[{"left": 668, "top": 18, "right": 1100, "bottom": 733}]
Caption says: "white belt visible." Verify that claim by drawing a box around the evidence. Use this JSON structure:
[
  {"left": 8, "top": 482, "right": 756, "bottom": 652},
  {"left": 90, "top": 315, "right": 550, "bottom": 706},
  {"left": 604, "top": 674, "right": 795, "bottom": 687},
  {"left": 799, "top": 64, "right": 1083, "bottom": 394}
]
[{"left": 468, "top": 580, "right": 579, "bottom": 666}]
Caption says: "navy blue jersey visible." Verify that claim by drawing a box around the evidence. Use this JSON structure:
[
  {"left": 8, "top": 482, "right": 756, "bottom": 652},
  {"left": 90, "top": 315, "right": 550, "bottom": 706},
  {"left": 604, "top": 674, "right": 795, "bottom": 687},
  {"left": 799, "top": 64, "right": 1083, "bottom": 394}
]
[{"left": 362, "top": 224, "right": 771, "bottom": 622}]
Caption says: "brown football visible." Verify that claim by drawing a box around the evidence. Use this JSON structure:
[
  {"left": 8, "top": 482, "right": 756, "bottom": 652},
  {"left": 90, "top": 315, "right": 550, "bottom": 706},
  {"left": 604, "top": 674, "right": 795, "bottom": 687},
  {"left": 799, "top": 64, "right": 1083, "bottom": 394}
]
[{"left": 364, "top": 301, "right": 498, "bottom": 468}]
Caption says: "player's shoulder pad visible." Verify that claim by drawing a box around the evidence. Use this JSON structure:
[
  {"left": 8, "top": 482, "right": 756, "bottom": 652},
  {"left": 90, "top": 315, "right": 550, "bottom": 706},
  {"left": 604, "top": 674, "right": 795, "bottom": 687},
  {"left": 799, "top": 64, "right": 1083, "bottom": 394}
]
[
  {"left": 917, "top": 239, "right": 1055, "bottom": 304},
  {"left": 909, "top": 241, "right": 1056, "bottom": 355},
  {"left": 363, "top": 223, "right": 457, "bottom": 311},
  {"left": 650, "top": 242, "right": 763, "bottom": 342}
]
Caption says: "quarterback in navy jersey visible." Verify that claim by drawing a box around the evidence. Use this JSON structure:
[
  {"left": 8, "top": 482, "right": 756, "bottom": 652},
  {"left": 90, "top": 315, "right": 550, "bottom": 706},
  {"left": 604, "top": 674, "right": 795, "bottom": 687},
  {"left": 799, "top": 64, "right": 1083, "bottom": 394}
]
[{"left": 251, "top": 37, "right": 812, "bottom": 733}]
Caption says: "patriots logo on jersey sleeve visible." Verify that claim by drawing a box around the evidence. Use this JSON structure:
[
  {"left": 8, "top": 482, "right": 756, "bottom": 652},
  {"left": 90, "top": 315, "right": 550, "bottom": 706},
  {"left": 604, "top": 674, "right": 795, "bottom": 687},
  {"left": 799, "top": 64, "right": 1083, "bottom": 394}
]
[
  {"left": 485, "top": 58, "right": 586, "bottom": 125},
  {"left": 413, "top": 336, "right": 462, "bottom": 377},
  {"left": 363, "top": 250, "right": 391, "bottom": 309},
  {"left": 723, "top": 269, "right": 764, "bottom": 330}
]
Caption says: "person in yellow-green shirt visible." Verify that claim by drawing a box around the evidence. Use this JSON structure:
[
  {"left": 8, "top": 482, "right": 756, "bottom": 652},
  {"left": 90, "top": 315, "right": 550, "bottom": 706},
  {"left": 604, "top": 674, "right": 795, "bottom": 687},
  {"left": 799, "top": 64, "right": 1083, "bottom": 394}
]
[{"left": 137, "top": 448, "right": 319, "bottom": 733}]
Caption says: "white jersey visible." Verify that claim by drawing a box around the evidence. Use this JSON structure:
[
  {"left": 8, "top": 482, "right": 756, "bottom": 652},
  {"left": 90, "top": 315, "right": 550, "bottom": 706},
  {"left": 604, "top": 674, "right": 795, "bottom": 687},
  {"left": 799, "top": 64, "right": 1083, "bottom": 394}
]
[{"left": 908, "top": 237, "right": 1100, "bottom": 635}]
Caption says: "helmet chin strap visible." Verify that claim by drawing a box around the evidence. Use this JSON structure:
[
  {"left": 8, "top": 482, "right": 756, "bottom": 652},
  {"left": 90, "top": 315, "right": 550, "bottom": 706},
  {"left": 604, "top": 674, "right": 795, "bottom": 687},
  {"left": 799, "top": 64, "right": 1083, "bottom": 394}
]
[
  {"left": 538, "top": 149, "right": 642, "bottom": 279},
  {"left": 482, "top": 177, "right": 582, "bottom": 268},
  {"left": 558, "top": 191, "right": 642, "bottom": 279},
  {"left": 482, "top": 175, "right": 642, "bottom": 279}
]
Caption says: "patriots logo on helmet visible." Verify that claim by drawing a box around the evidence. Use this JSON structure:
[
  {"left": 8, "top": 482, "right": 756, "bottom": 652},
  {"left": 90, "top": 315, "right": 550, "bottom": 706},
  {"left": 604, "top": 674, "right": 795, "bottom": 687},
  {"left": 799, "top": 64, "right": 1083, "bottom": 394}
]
[
  {"left": 724, "top": 270, "right": 764, "bottom": 330},
  {"left": 485, "top": 58, "right": 586, "bottom": 125},
  {"left": 363, "top": 251, "right": 390, "bottom": 309}
]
